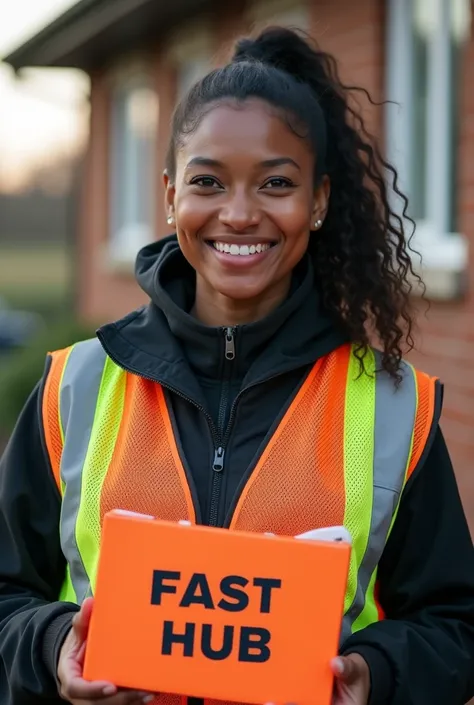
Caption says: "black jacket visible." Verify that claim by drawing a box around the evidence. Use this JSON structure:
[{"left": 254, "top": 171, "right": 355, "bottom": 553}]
[{"left": 1, "top": 236, "right": 474, "bottom": 705}]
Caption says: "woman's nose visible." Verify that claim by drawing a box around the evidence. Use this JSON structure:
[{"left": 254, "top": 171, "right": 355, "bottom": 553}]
[{"left": 218, "top": 191, "right": 261, "bottom": 231}]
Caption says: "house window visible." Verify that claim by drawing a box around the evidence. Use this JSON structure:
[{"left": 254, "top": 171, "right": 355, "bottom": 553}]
[
  {"left": 109, "top": 73, "right": 159, "bottom": 263},
  {"left": 385, "top": 0, "right": 469, "bottom": 281}
]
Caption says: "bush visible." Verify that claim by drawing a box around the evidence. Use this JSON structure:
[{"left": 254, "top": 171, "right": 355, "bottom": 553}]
[{"left": 0, "top": 319, "right": 95, "bottom": 438}]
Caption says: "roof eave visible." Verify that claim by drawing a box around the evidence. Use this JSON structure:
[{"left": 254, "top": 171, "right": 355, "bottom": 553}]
[{"left": 3, "top": 0, "right": 213, "bottom": 72}]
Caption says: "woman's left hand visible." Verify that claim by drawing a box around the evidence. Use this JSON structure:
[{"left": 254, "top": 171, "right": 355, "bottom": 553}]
[
  {"left": 265, "top": 652, "right": 370, "bottom": 705},
  {"left": 331, "top": 654, "right": 371, "bottom": 705}
]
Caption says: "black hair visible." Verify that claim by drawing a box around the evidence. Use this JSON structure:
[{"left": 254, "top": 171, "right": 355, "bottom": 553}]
[{"left": 166, "top": 26, "right": 422, "bottom": 383}]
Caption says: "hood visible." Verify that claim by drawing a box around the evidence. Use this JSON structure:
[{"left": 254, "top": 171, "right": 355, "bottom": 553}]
[{"left": 97, "top": 235, "right": 348, "bottom": 403}]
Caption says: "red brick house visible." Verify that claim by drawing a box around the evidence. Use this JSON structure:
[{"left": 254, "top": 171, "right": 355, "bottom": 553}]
[{"left": 5, "top": 0, "right": 474, "bottom": 526}]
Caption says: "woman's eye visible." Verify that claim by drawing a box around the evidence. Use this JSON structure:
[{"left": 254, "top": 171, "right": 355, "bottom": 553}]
[
  {"left": 263, "top": 178, "right": 294, "bottom": 189},
  {"left": 190, "top": 176, "right": 222, "bottom": 188}
]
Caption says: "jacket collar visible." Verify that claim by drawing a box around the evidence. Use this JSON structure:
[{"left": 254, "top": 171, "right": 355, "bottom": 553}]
[{"left": 97, "top": 236, "right": 348, "bottom": 404}]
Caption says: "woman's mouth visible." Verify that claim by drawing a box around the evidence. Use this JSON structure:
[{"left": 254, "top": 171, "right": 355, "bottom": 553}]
[{"left": 210, "top": 241, "right": 275, "bottom": 257}]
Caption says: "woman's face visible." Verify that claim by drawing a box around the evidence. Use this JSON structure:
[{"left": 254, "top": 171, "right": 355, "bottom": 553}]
[{"left": 165, "top": 99, "right": 329, "bottom": 310}]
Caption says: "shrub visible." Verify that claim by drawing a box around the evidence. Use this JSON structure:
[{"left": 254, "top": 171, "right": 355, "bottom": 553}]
[{"left": 0, "top": 318, "right": 95, "bottom": 438}]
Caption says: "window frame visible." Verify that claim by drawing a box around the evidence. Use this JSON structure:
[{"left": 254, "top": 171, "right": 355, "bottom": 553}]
[
  {"left": 106, "top": 62, "right": 159, "bottom": 268},
  {"left": 385, "top": 0, "right": 468, "bottom": 296}
]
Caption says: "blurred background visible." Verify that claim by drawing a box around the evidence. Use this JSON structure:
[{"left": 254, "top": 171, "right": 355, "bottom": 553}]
[{"left": 0, "top": 0, "right": 473, "bottom": 528}]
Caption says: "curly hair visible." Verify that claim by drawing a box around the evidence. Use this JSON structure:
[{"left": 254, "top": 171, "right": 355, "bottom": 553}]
[{"left": 166, "top": 26, "right": 423, "bottom": 383}]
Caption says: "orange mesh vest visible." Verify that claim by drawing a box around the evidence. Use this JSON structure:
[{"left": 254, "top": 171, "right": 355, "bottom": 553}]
[{"left": 43, "top": 338, "right": 438, "bottom": 705}]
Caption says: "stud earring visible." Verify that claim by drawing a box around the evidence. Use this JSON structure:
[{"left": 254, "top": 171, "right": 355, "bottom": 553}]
[
  {"left": 167, "top": 216, "right": 174, "bottom": 226},
  {"left": 314, "top": 219, "right": 323, "bottom": 229}
]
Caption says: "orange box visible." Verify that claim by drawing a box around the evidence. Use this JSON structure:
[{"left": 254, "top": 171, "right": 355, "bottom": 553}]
[{"left": 84, "top": 510, "right": 350, "bottom": 705}]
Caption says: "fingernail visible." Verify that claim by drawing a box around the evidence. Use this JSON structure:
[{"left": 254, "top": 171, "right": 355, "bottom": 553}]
[
  {"left": 334, "top": 657, "right": 344, "bottom": 674},
  {"left": 103, "top": 685, "right": 116, "bottom": 696},
  {"left": 143, "top": 697, "right": 154, "bottom": 703}
]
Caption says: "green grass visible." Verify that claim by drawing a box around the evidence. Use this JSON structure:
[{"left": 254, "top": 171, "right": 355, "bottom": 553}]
[{"left": 0, "top": 245, "right": 71, "bottom": 315}]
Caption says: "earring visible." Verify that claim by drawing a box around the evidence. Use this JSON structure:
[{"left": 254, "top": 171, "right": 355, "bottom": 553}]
[
  {"left": 314, "top": 219, "right": 323, "bottom": 229},
  {"left": 167, "top": 216, "right": 174, "bottom": 226}
]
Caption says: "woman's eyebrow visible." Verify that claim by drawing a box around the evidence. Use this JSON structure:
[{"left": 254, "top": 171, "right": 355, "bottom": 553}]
[
  {"left": 260, "top": 157, "right": 301, "bottom": 170},
  {"left": 186, "top": 157, "right": 224, "bottom": 168},
  {"left": 186, "top": 156, "right": 301, "bottom": 170}
]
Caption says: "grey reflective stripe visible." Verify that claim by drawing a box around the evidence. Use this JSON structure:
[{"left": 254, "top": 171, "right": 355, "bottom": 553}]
[
  {"left": 59, "top": 338, "right": 107, "bottom": 604},
  {"left": 340, "top": 357, "right": 417, "bottom": 644}
]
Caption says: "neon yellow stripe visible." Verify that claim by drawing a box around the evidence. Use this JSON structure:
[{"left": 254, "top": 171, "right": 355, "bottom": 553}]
[
  {"left": 343, "top": 346, "right": 376, "bottom": 614},
  {"left": 75, "top": 358, "right": 126, "bottom": 592},
  {"left": 59, "top": 564, "right": 78, "bottom": 604},
  {"left": 351, "top": 363, "right": 418, "bottom": 632},
  {"left": 352, "top": 568, "right": 378, "bottom": 632},
  {"left": 57, "top": 345, "right": 74, "bottom": 496}
]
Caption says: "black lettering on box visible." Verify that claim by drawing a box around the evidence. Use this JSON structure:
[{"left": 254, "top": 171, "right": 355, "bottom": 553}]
[
  {"left": 162, "top": 621, "right": 195, "bottom": 657},
  {"left": 238, "top": 627, "right": 271, "bottom": 663},
  {"left": 253, "top": 578, "right": 282, "bottom": 614},
  {"left": 201, "top": 624, "right": 234, "bottom": 660},
  {"left": 151, "top": 570, "right": 180, "bottom": 605},
  {"left": 179, "top": 573, "right": 215, "bottom": 609},
  {"left": 218, "top": 576, "right": 249, "bottom": 613}
]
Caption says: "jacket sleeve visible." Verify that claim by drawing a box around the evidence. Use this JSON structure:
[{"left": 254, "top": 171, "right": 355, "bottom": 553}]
[
  {"left": 342, "top": 426, "right": 474, "bottom": 705},
  {"left": 0, "top": 362, "right": 79, "bottom": 704}
]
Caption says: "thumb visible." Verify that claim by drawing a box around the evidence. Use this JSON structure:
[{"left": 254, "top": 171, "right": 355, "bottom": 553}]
[
  {"left": 71, "top": 597, "right": 94, "bottom": 643},
  {"left": 331, "top": 655, "right": 362, "bottom": 685}
]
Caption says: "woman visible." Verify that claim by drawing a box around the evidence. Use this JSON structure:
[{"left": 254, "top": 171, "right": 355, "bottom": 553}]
[{"left": 0, "top": 26, "right": 473, "bottom": 705}]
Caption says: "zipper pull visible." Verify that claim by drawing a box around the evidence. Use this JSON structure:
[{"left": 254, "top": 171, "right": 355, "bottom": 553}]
[
  {"left": 224, "top": 327, "right": 235, "bottom": 360},
  {"left": 212, "top": 446, "right": 225, "bottom": 472}
]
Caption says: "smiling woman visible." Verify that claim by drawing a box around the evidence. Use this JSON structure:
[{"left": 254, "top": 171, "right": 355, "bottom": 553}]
[{"left": 1, "top": 25, "right": 474, "bottom": 705}]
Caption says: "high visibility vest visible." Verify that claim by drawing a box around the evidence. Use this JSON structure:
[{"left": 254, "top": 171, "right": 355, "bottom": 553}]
[{"left": 43, "top": 338, "right": 436, "bottom": 705}]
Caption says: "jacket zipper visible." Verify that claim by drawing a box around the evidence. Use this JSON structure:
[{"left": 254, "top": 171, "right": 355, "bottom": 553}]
[
  {"left": 98, "top": 339, "right": 220, "bottom": 475},
  {"left": 98, "top": 331, "right": 290, "bottom": 525},
  {"left": 208, "top": 327, "right": 236, "bottom": 527}
]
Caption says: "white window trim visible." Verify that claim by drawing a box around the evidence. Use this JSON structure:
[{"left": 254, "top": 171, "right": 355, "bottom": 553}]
[
  {"left": 385, "top": 0, "right": 469, "bottom": 298},
  {"left": 105, "top": 65, "right": 158, "bottom": 270}
]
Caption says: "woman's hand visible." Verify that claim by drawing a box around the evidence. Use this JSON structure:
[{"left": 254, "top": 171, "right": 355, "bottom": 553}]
[
  {"left": 57, "top": 597, "right": 154, "bottom": 704},
  {"left": 331, "top": 654, "right": 371, "bottom": 705},
  {"left": 265, "top": 653, "right": 370, "bottom": 705}
]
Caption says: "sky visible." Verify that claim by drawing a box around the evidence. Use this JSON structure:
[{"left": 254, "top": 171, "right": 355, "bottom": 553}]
[{"left": 0, "top": 0, "right": 90, "bottom": 192}]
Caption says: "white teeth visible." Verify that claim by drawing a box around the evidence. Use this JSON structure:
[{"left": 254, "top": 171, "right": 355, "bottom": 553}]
[{"left": 212, "top": 242, "right": 272, "bottom": 256}]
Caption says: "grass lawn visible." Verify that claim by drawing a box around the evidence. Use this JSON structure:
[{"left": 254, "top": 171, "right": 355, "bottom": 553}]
[{"left": 0, "top": 244, "right": 71, "bottom": 315}]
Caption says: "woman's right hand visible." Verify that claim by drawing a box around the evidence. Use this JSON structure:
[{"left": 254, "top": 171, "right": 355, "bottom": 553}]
[{"left": 57, "top": 597, "right": 154, "bottom": 704}]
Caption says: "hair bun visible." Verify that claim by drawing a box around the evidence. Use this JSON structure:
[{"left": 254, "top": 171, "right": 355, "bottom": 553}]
[{"left": 232, "top": 27, "right": 314, "bottom": 83}]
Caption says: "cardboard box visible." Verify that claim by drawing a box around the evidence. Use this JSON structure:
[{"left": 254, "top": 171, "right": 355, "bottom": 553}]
[{"left": 84, "top": 511, "right": 350, "bottom": 705}]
